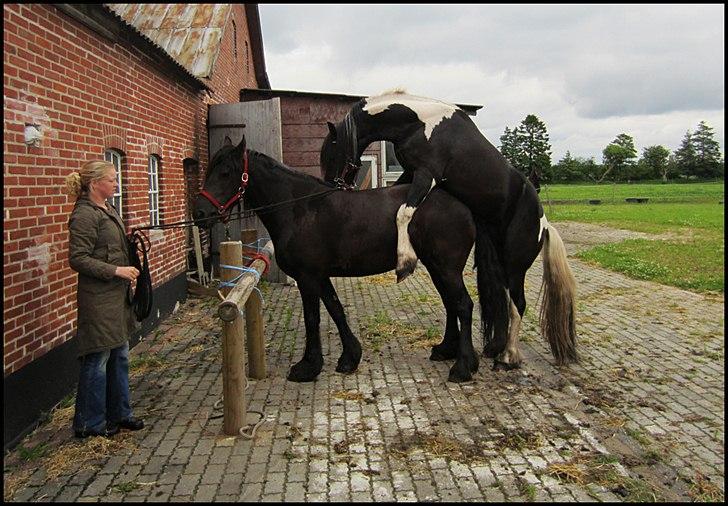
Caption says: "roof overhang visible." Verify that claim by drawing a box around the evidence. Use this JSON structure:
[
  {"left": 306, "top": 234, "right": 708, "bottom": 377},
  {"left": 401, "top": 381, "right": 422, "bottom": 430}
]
[
  {"left": 55, "top": 4, "right": 210, "bottom": 92},
  {"left": 244, "top": 5, "right": 270, "bottom": 89}
]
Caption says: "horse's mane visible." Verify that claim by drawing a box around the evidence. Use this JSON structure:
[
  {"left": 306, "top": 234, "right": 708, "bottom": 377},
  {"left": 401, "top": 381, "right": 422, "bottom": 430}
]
[
  {"left": 250, "top": 150, "right": 336, "bottom": 188},
  {"left": 372, "top": 87, "right": 407, "bottom": 97}
]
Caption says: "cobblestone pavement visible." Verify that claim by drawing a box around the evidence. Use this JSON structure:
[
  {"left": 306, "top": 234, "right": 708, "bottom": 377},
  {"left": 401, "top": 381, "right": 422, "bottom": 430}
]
[{"left": 4, "top": 222, "right": 724, "bottom": 502}]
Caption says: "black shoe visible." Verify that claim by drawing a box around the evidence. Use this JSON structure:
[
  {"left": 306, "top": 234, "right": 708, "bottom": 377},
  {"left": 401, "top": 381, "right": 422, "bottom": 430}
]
[
  {"left": 74, "top": 424, "right": 120, "bottom": 439},
  {"left": 117, "top": 417, "right": 144, "bottom": 431}
]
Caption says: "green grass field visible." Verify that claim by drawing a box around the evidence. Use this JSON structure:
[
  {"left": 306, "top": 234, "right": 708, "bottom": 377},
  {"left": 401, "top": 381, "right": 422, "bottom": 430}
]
[
  {"left": 544, "top": 182, "right": 724, "bottom": 293},
  {"left": 541, "top": 181, "right": 723, "bottom": 204}
]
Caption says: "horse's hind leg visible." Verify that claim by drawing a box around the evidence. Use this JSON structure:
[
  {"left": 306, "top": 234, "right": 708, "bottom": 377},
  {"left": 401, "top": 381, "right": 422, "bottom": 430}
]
[
  {"left": 428, "top": 274, "right": 460, "bottom": 361},
  {"left": 287, "top": 280, "right": 324, "bottom": 382},
  {"left": 448, "top": 283, "right": 478, "bottom": 383},
  {"left": 429, "top": 269, "right": 477, "bottom": 382},
  {"left": 319, "top": 278, "right": 362, "bottom": 374},
  {"left": 494, "top": 278, "right": 526, "bottom": 371},
  {"left": 396, "top": 170, "right": 437, "bottom": 282}
]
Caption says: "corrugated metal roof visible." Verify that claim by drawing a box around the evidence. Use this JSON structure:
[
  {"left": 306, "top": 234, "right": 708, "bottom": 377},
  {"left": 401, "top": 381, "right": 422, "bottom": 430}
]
[{"left": 105, "top": 4, "right": 231, "bottom": 78}]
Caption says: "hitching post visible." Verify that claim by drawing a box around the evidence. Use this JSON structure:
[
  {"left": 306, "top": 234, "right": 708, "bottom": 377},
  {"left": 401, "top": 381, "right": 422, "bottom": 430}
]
[
  {"left": 241, "top": 229, "right": 267, "bottom": 380},
  {"left": 218, "top": 241, "right": 247, "bottom": 435}
]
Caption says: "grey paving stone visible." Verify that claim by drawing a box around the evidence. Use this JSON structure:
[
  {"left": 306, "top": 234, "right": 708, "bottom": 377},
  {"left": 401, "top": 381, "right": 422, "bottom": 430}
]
[{"left": 4, "top": 224, "right": 724, "bottom": 502}]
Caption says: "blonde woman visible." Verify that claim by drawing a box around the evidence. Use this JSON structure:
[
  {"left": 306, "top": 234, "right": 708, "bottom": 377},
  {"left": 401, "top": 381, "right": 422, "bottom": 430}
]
[{"left": 65, "top": 160, "right": 144, "bottom": 438}]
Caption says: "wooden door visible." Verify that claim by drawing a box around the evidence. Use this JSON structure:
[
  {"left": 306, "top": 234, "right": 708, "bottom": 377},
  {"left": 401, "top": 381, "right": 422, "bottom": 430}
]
[{"left": 208, "top": 98, "right": 289, "bottom": 283}]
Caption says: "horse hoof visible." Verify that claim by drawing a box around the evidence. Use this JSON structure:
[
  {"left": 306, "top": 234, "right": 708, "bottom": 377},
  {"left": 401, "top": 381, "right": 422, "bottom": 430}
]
[
  {"left": 395, "top": 259, "right": 417, "bottom": 283},
  {"left": 448, "top": 366, "right": 473, "bottom": 383},
  {"left": 492, "top": 360, "right": 521, "bottom": 372},
  {"left": 430, "top": 344, "right": 457, "bottom": 361},
  {"left": 335, "top": 362, "right": 358, "bottom": 374},
  {"left": 287, "top": 360, "right": 322, "bottom": 382},
  {"left": 336, "top": 357, "right": 359, "bottom": 374}
]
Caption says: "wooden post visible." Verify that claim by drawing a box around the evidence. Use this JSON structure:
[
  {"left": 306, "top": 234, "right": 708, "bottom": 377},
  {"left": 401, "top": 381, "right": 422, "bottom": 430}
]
[
  {"left": 241, "top": 228, "right": 258, "bottom": 251},
  {"left": 245, "top": 290, "right": 266, "bottom": 379},
  {"left": 241, "top": 229, "right": 267, "bottom": 380},
  {"left": 218, "top": 241, "right": 246, "bottom": 435}
]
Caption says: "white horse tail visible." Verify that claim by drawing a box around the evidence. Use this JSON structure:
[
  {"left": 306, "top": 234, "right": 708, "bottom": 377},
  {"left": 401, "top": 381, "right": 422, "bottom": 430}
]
[{"left": 539, "top": 220, "right": 578, "bottom": 364}]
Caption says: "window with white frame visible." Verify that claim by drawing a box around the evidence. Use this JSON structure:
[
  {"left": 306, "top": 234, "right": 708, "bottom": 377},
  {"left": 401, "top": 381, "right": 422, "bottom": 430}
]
[
  {"left": 382, "top": 141, "right": 404, "bottom": 186},
  {"left": 104, "top": 150, "right": 123, "bottom": 214},
  {"left": 148, "top": 155, "right": 160, "bottom": 226}
]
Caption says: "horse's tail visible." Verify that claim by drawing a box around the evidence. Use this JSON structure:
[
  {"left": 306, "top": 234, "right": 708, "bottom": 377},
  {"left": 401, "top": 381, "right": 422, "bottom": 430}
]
[
  {"left": 539, "top": 220, "right": 578, "bottom": 364},
  {"left": 474, "top": 221, "right": 509, "bottom": 356}
]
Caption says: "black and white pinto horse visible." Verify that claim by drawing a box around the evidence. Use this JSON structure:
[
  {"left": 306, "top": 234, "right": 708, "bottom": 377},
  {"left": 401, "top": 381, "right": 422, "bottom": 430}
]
[
  {"left": 321, "top": 90, "right": 578, "bottom": 367},
  {"left": 194, "top": 136, "right": 484, "bottom": 383}
]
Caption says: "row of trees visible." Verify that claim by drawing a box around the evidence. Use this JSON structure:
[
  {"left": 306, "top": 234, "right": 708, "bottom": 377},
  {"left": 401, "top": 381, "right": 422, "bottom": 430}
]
[{"left": 499, "top": 116, "right": 724, "bottom": 183}]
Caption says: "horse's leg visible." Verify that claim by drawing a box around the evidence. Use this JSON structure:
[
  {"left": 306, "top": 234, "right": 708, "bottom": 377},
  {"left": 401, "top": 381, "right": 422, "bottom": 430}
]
[
  {"left": 494, "top": 276, "right": 526, "bottom": 371},
  {"left": 430, "top": 309, "right": 460, "bottom": 361},
  {"left": 428, "top": 271, "right": 460, "bottom": 361},
  {"left": 396, "top": 170, "right": 437, "bottom": 282},
  {"left": 423, "top": 260, "right": 478, "bottom": 381},
  {"left": 319, "top": 278, "right": 362, "bottom": 374},
  {"left": 492, "top": 189, "right": 541, "bottom": 371},
  {"left": 287, "top": 280, "right": 324, "bottom": 382},
  {"left": 446, "top": 278, "right": 478, "bottom": 383}
]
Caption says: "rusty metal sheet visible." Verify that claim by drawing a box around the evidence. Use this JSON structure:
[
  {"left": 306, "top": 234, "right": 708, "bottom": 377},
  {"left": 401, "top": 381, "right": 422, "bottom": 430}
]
[{"left": 105, "top": 4, "right": 231, "bottom": 78}]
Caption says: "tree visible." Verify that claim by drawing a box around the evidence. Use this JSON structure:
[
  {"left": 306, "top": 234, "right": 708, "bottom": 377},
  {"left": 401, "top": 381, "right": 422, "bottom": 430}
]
[
  {"left": 639, "top": 145, "right": 671, "bottom": 181},
  {"left": 518, "top": 115, "right": 552, "bottom": 186},
  {"left": 551, "top": 152, "right": 601, "bottom": 182},
  {"left": 673, "top": 130, "right": 698, "bottom": 177},
  {"left": 691, "top": 121, "right": 723, "bottom": 178},
  {"left": 499, "top": 126, "right": 522, "bottom": 170},
  {"left": 499, "top": 115, "right": 552, "bottom": 187},
  {"left": 601, "top": 133, "right": 637, "bottom": 182}
]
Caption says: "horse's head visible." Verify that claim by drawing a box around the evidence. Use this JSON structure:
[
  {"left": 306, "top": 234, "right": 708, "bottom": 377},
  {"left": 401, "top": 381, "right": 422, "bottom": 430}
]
[
  {"left": 193, "top": 135, "right": 247, "bottom": 227},
  {"left": 320, "top": 120, "right": 360, "bottom": 187}
]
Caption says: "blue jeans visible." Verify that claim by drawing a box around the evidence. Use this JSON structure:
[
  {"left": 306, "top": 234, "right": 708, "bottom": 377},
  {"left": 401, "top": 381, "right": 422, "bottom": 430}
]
[{"left": 73, "top": 343, "right": 133, "bottom": 433}]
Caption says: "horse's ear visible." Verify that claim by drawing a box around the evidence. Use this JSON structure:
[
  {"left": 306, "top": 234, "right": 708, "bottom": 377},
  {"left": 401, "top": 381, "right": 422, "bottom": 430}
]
[
  {"left": 327, "top": 121, "right": 337, "bottom": 139},
  {"left": 223, "top": 135, "right": 233, "bottom": 147}
]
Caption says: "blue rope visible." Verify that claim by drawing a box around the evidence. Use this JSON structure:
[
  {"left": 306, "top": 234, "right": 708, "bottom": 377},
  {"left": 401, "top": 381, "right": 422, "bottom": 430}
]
[
  {"left": 219, "top": 264, "right": 260, "bottom": 286},
  {"left": 219, "top": 238, "right": 270, "bottom": 302},
  {"left": 217, "top": 265, "right": 267, "bottom": 306},
  {"left": 242, "top": 237, "right": 271, "bottom": 253}
]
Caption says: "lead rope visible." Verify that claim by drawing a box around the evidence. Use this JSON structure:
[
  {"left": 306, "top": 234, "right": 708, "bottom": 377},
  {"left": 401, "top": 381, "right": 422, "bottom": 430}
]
[{"left": 208, "top": 377, "right": 266, "bottom": 439}]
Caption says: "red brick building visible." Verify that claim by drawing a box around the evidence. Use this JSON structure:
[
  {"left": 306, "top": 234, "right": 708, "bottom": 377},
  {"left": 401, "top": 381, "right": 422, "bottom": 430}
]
[{"left": 3, "top": 3, "right": 269, "bottom": 450}]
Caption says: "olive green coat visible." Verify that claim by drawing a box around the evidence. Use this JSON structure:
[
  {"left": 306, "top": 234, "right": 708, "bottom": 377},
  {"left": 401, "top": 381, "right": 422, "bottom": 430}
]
[{"left": 68, "top": 195, "right": 138, "bottom": 357}]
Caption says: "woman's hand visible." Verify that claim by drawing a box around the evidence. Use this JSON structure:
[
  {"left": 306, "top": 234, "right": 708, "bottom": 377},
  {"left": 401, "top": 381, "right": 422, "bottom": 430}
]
[{"left": 115, "top": 266, "right": 140, "bottom": 281}]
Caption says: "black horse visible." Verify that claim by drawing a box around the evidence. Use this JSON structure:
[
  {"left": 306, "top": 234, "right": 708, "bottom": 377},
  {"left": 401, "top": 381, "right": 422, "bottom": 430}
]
[
  {"left": 193, "top": 137, "right": 482, "bottom": 383},
  {"left": 321, "top": 90, "right": 578, "bottom": 367}
]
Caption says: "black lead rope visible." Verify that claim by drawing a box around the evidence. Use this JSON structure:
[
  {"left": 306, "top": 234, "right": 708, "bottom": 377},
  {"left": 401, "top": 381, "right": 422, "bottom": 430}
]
[{"left": 128, "top": 229, "right": 153, "bottom": 322}]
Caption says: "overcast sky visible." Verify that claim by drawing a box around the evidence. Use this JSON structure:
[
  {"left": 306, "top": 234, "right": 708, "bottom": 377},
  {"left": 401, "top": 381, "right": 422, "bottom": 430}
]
[{"left": 258, "top": 4, "right": 724, "bottom": 162}]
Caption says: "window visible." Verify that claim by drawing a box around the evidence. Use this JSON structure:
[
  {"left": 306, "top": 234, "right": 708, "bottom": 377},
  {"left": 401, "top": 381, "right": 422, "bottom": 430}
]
[
  {"left": 354, "top": 155, "right": 378, "bottom": 189},
  {"left": 148, "top": 155, "right": 160, "bottom": 226},
  {"left": 232, "top": 20, "right": 237, "bottom": 61},
  {"left": 104, "top": 150, "right": 123, "bottom": 214},
  {"left": 381, "top": 141, "right": 404, "bottom": 186}
]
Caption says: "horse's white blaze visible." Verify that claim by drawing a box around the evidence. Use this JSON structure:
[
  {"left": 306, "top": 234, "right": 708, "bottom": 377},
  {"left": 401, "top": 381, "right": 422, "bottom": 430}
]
[
  {"left": 396, "top": 204, "right": 417, "bottom": 269},
  {"left": 538, "top": 213, "right": 549, "bottom": 242},
  {"left": 363, "top": 93, "right": 459, "bottom": 140},
  {"left": 497, "top": 291, "right": 523, "bottom": 365}
]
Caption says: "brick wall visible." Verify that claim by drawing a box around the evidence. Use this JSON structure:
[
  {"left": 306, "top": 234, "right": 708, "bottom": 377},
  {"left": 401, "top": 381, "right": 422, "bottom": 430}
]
[{"left": 3, "top": 4, "right": 257, "bottom": 376}]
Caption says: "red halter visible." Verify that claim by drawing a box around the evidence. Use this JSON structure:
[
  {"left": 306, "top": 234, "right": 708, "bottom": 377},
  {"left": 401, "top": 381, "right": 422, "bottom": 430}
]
[{"left": 199, "top": 150, "right": 249, "bottom": 223}]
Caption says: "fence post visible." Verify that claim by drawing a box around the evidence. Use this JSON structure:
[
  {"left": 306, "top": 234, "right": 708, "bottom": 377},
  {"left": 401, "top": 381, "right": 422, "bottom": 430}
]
[
  {"left": 219, "top": 241, "right": 247, "bottom": 435},
  {"left": 241, "top": 229, "right": 267, "bottom": 380}
]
